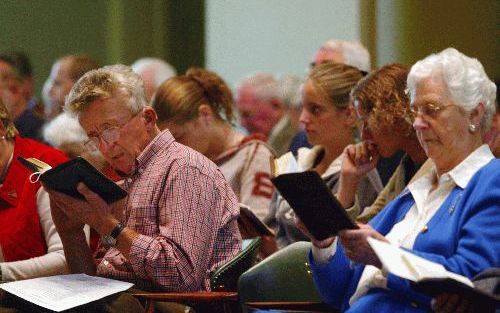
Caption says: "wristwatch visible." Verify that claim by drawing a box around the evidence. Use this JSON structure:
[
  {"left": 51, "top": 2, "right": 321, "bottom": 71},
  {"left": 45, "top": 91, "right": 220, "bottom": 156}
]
[{"left": 102, "top": 222, "right": 125, "bottom": 247}]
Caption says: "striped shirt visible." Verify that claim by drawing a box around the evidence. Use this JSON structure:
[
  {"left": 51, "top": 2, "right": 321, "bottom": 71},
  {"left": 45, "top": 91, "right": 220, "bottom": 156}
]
[{"left": 96, "top": 130, "right": 241, "bottom": 291}]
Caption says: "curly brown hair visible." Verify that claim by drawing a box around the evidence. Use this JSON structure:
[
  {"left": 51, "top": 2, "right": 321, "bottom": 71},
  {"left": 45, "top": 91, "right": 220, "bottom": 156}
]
[
  {"left": 351, "top": 63, "right": 415, "bottom": 138},
  {"left": 152, "top": 67, "right": 234, "bottom": 124}
]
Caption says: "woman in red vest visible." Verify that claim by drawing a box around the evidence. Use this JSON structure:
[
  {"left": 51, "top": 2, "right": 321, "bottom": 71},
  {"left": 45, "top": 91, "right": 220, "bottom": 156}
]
[{"left": 0, "top": 99, "right": 68, "bottom": 281}]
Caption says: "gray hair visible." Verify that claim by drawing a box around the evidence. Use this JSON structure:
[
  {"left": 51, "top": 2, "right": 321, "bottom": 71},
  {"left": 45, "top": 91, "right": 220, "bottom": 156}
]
[
  {"left": 131, "top": 57, "right": 177, "bottom": 88},
  {"left": 65, "top": 64, "right": 147, "bottom": 117},
  {"left": 407, "top": 48, "right": 496, "bottom": 132},
  {"left": 236, "top": 73, "right": 280, "bottom": 102},
  {"left": 279, "top": 74, "right": 303, "bottom": 109},
  {"left": 321, "top": 39, "right": 371, "bottom": 72}
]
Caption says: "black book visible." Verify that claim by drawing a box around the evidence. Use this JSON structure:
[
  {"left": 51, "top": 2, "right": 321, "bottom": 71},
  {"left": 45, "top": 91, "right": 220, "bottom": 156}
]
[
  {"left": 270, "top": 152, "right": 358, "bottom": 240},
  {"left": 18, "top": 156, "right": 127, "bottom": 204}
]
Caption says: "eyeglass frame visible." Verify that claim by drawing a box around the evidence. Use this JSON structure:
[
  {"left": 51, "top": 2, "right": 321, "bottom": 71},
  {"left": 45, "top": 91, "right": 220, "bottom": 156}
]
[
  {"left": 407, "top": 102, "right": 456, "bottom": 123},
  {"left": 83, "top": 110, "right": 142, "bottom": 151}
]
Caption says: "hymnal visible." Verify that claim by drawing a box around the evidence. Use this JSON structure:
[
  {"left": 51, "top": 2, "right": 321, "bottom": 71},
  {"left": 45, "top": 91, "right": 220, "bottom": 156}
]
[
  {"left": 270, "top": 152, "right": 358, "bottom": 240},
  {"left": 18, "top": 156, "right": 127, "bottom": 204}
]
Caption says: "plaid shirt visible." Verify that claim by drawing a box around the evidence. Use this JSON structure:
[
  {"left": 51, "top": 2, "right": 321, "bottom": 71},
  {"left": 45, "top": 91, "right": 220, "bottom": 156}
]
[{"left": 96, "top": 130, "right": 241, "bottom": 291}]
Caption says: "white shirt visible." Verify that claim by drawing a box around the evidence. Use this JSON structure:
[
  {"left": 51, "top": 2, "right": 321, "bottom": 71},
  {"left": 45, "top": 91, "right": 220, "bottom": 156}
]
[{"left": 312, "top": 144, "right": 495, "bottom": 305}]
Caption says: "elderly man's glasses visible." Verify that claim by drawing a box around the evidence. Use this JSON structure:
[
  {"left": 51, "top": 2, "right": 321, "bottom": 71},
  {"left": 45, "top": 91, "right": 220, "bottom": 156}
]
[
  {"left": 84, "top": 112, "right": 141, "bottom": 151},
  {"left": 408, "top": 102, "right": 454, "bottom": 122}
]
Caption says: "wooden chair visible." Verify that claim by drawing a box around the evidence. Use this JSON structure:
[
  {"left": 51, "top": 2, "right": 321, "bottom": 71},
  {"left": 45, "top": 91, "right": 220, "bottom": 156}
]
[
  {"left": 133, "top": 237, "right": 261, "bottom": 313},
  {"left": 238, "top": 241, "right": 337, "bottom": 312}
]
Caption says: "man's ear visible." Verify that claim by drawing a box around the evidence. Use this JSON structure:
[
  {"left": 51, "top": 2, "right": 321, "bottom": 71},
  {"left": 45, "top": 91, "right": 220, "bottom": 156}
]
[
  {"left": 142, "top": 107, "right": 158, "bottom": 128},
  {"left": 469, "top": 102, "right": 485, "bottom": 128}
]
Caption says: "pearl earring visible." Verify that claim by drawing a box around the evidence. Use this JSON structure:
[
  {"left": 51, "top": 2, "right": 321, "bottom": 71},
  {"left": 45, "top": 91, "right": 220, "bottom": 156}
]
[{"left": 468, "top": 124, "right": 477, "bottom": 133}]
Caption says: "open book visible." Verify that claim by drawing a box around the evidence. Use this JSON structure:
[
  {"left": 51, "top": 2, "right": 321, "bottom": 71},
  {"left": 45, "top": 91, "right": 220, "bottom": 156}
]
[
  {"left": 18, "top": 156, "right": 127, "bottom": 204},
  {"left": 367, "top": 237, "right": 499, "bottom": 307},
  {"left": 270, "top": 152, "right": 358, "bottom": 240}
]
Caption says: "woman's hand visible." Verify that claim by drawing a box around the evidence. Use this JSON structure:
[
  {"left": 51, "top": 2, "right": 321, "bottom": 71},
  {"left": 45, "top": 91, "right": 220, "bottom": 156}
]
[
  {"left": 338, "top": 223, "right": 387, "bottom": 268},
  {"left": 432, "top": 293, "right": 476, "bottom": 313},
  {"left": 295, "top": 217, "right": 336, "bottom": 249},
  {"left": 337, "top": 142, "right": 380, "bottom": 208}
]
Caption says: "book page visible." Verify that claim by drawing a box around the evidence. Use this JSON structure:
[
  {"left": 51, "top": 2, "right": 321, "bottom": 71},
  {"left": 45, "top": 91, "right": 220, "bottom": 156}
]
[
  {"left": 0, "top": 274, "right": 133, "bottom": 312},
  {"left": 367, "top": 237, "right": 473, "bottom": 287},
  {"left": 271, "top": 152, "right": 301, "bottom": 176}
]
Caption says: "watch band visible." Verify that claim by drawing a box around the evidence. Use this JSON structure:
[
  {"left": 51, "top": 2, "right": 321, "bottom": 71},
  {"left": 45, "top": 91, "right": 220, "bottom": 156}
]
[{"left": 110, "top": 222, "right": 125, "bottom": 239}]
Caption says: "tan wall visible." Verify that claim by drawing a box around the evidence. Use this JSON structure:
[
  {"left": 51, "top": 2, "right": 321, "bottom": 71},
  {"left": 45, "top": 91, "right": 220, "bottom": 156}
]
[{"left": 373, "top": 0, "right": 498, "bottom": 79}]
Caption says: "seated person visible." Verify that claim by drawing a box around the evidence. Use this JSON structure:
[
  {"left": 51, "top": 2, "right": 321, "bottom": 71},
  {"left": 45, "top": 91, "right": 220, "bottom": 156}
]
[
  {"left": 335, "top": 64, "right": 429, "bottom": 223},
  {"left": 301, "top": 48, "right": 499, "bottom": 312},
  {"left": 152, "top": 68, "right": 275, "bottom": 221},
  {"left": 17, "top": 65, "right": 242, "bottom": 312},
  {"left": 268, "top": 62, "right": 383, "bottom": 248},
  {"left": 0, "top": 99, "right": 68, "bottom": 282}
]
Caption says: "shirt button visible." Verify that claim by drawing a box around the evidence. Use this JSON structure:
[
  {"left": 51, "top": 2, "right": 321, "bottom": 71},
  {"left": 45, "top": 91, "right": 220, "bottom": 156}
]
[
  {"left": 138, "top": 168, "right": 144, "bottom": 173},
  {"left": 127, "top": 178, "right": 132, "bottom": 183},
  {"left": 410, "top": 302, "right": 418, "bottom": 308},
  {"left": 103, "top": 260, "right": 109, "bottom": 266}
]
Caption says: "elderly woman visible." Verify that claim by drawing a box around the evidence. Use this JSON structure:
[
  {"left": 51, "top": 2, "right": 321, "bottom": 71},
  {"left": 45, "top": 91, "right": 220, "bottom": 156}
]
[
  {"left": 152, "top": 68, "right": 275, "bottom": 221},
  {"left": 335, "top": 64, "right": 429, "bottom": 223},
  {"left": 303, "top": 48, "right": 499, "bottom": 312},
  {"left": 0, "top": 99, "right": 68, "bottom": 281},
  {"left": 270, "top": 62, "right": 382, "bottom": 248}
]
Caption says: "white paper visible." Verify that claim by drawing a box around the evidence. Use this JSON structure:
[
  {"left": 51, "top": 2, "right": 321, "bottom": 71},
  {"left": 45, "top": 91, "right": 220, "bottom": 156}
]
[
  {"left": 367, "top": 237, "right": 473, "bottom": 287},
  {"left": 0, "top": 274, "right": 133, "bottom": 312}
]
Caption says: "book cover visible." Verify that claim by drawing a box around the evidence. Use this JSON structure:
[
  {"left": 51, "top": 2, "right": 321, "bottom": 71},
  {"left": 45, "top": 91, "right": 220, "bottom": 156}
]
[
  {"left": 18, "top": 156, "right": 127, "bottom": 204},
  {"left": 270, "top": 153, "right": 358, "bottom": 240}
]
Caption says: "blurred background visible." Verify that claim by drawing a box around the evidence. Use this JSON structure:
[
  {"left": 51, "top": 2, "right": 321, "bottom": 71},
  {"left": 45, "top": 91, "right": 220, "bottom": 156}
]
[{"left": 0, "top": 0, "right": 498, "bottom": 96}]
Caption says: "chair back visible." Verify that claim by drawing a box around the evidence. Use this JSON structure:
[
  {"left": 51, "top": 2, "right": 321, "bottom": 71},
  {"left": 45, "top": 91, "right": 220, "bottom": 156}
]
[
  {"left": 238, "top": 241, "right": 321, "bottom": 303},
  {"left": 210, "top": 237, "right": 262, "bottom": 291}
]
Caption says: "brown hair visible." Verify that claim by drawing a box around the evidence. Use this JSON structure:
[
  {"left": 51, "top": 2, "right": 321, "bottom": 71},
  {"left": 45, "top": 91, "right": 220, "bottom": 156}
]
[
  {"left": 62, "top": 55, "right": 99, "bottom": 82},
  {"left": 152, "top": 67, "right": 234, "bottom": 124},
  {"left": 351, "top": 63, "right": 414, "bottom": 138},
  {"left": 0, "top": 99, "right": 17, "bottom": 140},
  {"left": 307, "top": 62, "right": 364, "bottom": 109}
]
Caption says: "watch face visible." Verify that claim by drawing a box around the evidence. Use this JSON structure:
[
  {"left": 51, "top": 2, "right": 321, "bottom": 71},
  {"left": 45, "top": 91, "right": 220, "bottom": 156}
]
[{"left": 103, "top": 235, "right": 117, "bottom": 247}]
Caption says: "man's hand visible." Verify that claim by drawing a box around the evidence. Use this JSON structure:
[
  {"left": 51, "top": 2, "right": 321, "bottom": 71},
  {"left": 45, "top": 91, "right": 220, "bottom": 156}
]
[
  {"left": 338, "top": 224, "right": 387, "bottom": 268},
  {"left": 45, "top": 183, "right": 118, "bottom": 235}
]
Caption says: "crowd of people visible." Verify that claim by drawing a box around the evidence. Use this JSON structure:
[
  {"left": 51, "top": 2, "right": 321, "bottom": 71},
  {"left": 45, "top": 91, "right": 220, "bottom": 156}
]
[{"left": 0, "top": 38, "right": 498, "bottom": 313}]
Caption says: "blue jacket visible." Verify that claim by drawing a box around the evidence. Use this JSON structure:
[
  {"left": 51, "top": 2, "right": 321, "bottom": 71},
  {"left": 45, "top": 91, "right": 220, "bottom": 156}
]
[{"left": 310, "top": 159, "right": 500, "bottom": 313}]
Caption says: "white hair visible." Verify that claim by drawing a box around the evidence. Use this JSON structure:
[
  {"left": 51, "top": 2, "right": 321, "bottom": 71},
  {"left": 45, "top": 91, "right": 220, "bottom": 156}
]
[
  {"left": 43, "top": 112, "right": 88, "bottom": 147},
  {"left": 237, "top": 73, "right": 281, "bottom": 101},
  {"left": 407, "top": 48, "right": 496, "bottom": 132},
  {"left": 65, "top": 64, "right": 147, "bottom": 116},
  {"left": 321, "top": 39, "right": 371, "bottom": 72},
  {"left": 279, "top": 74, "right": 303, "bottom": 109},
  {"left": 131, "top": 57, "right": 177, "bottom": 88}
]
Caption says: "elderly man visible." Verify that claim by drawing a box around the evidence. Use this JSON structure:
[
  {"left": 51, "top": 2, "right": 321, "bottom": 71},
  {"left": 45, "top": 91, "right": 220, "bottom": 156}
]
[
  {"left": 236, "top": 73, "right": 292, "bottom": 155},
  {"left": 42, "top": 65, "right": 240, "bottom": 311},
  {"left": 0, "top": 52, "right": 44, "bottom": 141},
  {"left": 45, "top": 55, "right": 99, "bottom": 119},
  {"left": 131, "top": 57, "right": 177, "bottom": 101}
]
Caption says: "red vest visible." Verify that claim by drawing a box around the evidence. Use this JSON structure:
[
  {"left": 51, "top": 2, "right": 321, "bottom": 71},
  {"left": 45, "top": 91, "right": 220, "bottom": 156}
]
[{"left": 0, "top": 136, "right": 68, "bottom": 262}]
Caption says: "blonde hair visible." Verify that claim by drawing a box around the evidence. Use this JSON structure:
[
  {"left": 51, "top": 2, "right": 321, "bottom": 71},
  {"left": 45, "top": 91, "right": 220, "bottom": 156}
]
[
  {"left": 153, "top": 67, "right": 234, "bottom": 124},
  {"left": 0, "top": 99, "right": 17, "bottom": 140},
  {"left": 307, "top": 62, "right": 363, "bottom": 109}
]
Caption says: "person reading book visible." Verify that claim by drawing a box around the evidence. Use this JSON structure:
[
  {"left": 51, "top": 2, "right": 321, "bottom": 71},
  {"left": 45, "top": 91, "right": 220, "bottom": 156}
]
[
  {"left": 268, "top": 62, "right": 383, "bottom": 248},
  {"left": 297, "top": 48, "right": 499, "bottom": 312},
  {"left": 20, "top": 65, "right": 242, "bottom": 312},
  {"left": 335, "top": 64, "right": 430, "bottom": 223},
  {"left": 152, "top": 67, "right": 275, "bottom": 222},
  {"left": 0, "top": 98, "right": 69, "bottom": 282}
]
